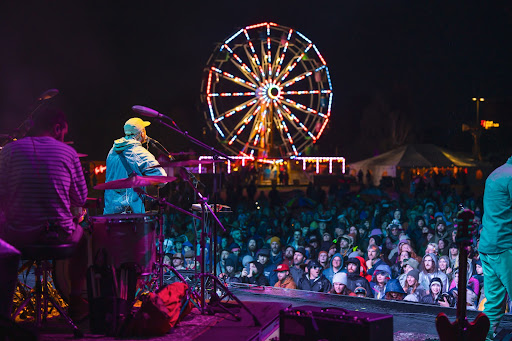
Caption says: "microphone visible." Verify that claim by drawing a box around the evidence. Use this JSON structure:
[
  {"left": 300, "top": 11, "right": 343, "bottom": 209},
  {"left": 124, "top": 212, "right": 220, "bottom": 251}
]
[
  {"left": 146, "top": 136, "right": 173, "bottom": 160},
  {"left": 132, "top": 105, "right": 179, "bottom": 128},
  {"left": 37, "top": 89, "right": 59, "bottom": 101},
  {"left": 132, "top": 105, "right": 166, "bottom": 119}
]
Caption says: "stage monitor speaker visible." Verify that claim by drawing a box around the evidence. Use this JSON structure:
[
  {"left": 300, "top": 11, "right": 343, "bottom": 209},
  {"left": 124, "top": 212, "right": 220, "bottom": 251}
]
[{"left": 280, "top": 305, "right": 393, "bottom": 341}]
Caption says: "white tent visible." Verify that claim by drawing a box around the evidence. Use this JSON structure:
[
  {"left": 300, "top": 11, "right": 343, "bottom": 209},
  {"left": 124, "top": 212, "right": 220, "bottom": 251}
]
[{"left": 348, "top": 144, "right": 480, "bottom": 186}]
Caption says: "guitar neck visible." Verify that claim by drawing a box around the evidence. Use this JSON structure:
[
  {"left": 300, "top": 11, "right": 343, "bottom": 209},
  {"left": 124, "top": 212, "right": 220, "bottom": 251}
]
[{"left": 457, "top": 245, "right": 468, "bottom": 324}]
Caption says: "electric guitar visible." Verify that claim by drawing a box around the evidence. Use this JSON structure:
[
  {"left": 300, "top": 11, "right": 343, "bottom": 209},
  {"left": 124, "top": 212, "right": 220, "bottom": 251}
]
[{"left": 435, "top": 207, "right": 490, "bottom": 341}]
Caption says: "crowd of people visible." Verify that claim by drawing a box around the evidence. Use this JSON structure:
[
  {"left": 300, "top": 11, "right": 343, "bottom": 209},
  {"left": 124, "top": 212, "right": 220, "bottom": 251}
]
[{"left": 158, "top": 170, "right": 492, "bottom": 311}]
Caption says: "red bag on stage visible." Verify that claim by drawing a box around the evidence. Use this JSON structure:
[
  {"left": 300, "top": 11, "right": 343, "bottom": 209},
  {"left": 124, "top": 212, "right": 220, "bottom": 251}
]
[{"left": 157, "top": 282, "right": 194, "bottom": 327}]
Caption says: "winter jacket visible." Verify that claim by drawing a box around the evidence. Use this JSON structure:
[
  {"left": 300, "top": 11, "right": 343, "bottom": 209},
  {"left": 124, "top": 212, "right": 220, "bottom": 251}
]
[
  {"left": 104, "top": 137, "right": 166, "bottom": 214},
  {"left": 297, "top": 273, "right": 332, "bottom": 293},
  {"left": 274, "top": 276, "right": 297, "bottom": 289},
  {"left": 323, "top": 253, "right": 344, "bottom": 283},
  {"left": 346, "top": 272, "right": 373, "bottom": 298},
  {"left": 419, "top": 253, "right": 449, "bottom": 293}
]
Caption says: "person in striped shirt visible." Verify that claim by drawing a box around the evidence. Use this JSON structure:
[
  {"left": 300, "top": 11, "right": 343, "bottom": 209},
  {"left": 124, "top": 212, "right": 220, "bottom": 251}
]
[{"left": 0, "top": 106, "right": 89, "bottom": 320}]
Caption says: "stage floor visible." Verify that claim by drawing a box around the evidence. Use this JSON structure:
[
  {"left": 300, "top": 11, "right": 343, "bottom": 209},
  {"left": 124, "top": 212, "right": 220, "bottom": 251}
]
[{"left": 11, "top": 283, "right": 512, "bottom": 341}]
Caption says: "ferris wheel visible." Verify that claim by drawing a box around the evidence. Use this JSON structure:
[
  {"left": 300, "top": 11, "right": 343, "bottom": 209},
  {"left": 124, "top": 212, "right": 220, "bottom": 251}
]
[{"left": 201, "top": 22, "right": 333, "bottom": 158}]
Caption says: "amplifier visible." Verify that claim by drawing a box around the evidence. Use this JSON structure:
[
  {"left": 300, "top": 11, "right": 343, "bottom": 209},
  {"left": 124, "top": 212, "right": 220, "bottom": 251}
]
[{"left": 280, "top": 305, "right": 393, "bottom": 341}]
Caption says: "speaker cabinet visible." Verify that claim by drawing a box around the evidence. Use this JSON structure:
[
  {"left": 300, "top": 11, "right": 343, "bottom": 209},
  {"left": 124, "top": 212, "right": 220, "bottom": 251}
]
[{"left": 280, "top": 305, "right": 393, "bottom": 341}]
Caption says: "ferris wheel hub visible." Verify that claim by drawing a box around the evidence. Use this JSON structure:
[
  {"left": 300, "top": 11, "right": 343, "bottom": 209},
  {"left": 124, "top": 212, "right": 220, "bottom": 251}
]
[{"left": 258, "top": 82, "right": 282, "bottom": 102}]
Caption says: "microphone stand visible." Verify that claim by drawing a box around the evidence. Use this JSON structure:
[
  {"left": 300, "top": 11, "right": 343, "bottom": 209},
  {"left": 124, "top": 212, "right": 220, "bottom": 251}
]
[
  {"left": 150, "top": 117, "right": 233, "bottom": 162},
  {"left": 179, "top": 169, "right": 261, "bottom": 326},
  {"left": 1, "top": 89, "right": 58, "bottom": 147},
  {"left": 133, "top": 187, "right": 202, "bottom": 289}
]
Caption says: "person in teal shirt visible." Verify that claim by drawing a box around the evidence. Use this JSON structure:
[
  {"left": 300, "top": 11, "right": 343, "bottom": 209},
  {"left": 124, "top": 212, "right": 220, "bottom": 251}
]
[{"left": 481, "top": 156, "right": 512, "bottom": 340}]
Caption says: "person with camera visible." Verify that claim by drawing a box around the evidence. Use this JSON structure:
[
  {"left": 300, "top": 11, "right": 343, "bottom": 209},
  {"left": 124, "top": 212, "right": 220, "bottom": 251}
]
[
  {"left": 240, "top": 259, "right": 268, "bottom": 286},
  {"left": 420, "top": 277, "right": 451, "bottom": 307}
]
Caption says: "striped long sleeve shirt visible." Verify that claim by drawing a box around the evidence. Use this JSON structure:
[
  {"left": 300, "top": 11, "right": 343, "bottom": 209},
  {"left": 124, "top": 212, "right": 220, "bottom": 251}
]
[{"left": 0, "top": 136, "right": 88, "bottom": 232}]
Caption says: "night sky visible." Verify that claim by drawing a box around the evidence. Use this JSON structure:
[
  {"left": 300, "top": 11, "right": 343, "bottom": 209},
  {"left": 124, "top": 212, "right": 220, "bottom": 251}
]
[{"left": 1, "top": 2, "right": 511, "bottom": 163}]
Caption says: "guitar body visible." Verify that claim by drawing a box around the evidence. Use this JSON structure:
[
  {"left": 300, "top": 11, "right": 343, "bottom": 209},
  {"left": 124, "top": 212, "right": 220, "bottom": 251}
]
[{"left": 436, "top": 312, "right": 490, "bottom": 341}]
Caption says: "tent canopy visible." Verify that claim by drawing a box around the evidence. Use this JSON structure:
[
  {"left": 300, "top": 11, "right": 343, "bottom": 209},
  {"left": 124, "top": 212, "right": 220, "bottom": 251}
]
[
  {"left": 349, "top": 144, "right": 480, "bottom": 185},
  {"left": 350, "top": 144, "right": 479, "bottom": 169}
]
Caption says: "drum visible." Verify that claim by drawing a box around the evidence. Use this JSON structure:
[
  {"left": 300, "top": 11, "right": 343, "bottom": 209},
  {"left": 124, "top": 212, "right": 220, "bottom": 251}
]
[{"left": 90, "top": 214, "right": 157, "bottom": 274}]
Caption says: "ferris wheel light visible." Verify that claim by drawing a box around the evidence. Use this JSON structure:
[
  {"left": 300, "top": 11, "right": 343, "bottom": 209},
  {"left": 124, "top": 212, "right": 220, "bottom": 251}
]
[
  {"left": 214, "top": 123, "right": 224, "bottom": 137},
  {"left": 225, "top": 28, "right": 243, "bottom": 44},
  {"left": 295, "top": 31, "right": 312, "bottom": 43},
  {"left": 325, "top": 68, "right": 333, "bottom": 90},
  {"left": 313, "top": 45, "right": 327, "bottom": 65}
]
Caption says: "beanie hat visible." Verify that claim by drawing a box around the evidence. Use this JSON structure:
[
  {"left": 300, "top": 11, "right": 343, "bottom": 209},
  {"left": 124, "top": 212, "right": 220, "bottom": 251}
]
[
  {"left": 307, "top": 260, "right": 322, "bottom": 270},
  {"left": 407, "top": 269, "right": 420, "bottom": 282},
  {"left": 332, "top": 272, "right": 348, "bottom": 285},
  {"left": 369, "top": 234, "right": 383, "bottom": 246},
  {"left": 402, "top": 258, "right": 420, "bottom": 270},
  {"left": 430, "top": 277, "right": 443, "bottom": 290},
  {"left": 295, "top": 247, "right": 307, "bottom": 258},
  {"left": 229, "top": 243, "right": 241, "bottom": 251},
  {"left": 242, "top": 255, "right": 254, "bottom": 267},
  {"left": 346, "top": 257, "right": 360, "bottom": 268},
  {"left": 270, "top": 236, "right": 281, "bottom": 246},
  {"left": 256, "top": 248, "right": 270, "bottom": 257},
  {"left": 225, "top": 257, "right": 235, "bottom": 268}
]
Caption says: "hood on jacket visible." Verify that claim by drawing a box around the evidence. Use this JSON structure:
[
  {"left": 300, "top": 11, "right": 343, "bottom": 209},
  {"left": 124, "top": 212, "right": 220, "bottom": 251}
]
[
  {"left": 385, "top": 278, "right": 406, "bottom": 294},
  {"left": 438, "top": 255, "right": 451, "bottom": 270},
  {"left": 113, "top": 137, "right": 141, "bottom": 153},
  {"left": 421, "top": 253, "right": 439, "bottom": 273},
  {"left": 372, "top": 264, "right": 392, "bottom": 280},
  {"left": 330, "top": 253, "right": 343, "bottom": 270}
]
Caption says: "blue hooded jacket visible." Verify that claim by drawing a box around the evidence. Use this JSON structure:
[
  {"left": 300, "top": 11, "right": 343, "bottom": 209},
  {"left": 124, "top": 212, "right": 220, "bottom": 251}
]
[
  {"left": 104, "top": 137, "right": 166, "bottom": 214},
  {"left": 323, "top": 253, "right": 344, "bottom": 283}
]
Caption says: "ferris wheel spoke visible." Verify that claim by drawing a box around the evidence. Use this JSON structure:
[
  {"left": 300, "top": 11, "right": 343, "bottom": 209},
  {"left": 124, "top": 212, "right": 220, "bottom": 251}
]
[
  {"left": 277, "top": 103, "right": 318, "bottom": 142},
  {"left": 281, "top": 97, "right": 325, "bottom": 117},
  {"left": 224, "top": 102, "right": 261, "bottom": 143},
  {"left": 283, "top": 89, "right": 332, "bottom": 96},
  {"left": 213, "top": 97, "right": 259, "bottom": 124},
  {"left": 265, "top": 23, "right": 273, "bottom": 79},
  {"left": 277, "top": 43, "right": 313, "bottom": 82},
  {"left": 210, "top": 67, "right": 257, "bottom": 91},
  {"left": 280, "top": 70, "right": 314, "bottom": 88},
  {"left": 243, "top": 45, "right": 264, "bottom": 80},
  {"left": 273, "top": 28, "right": 293, "bottom": 78},
  {"left": 209, "top": 91, "right": 256, "bottom": 97},
  {"left": 273, "top": 105, "right": 297, "bottom": 155},
  {"left": 220, "top": 43, "right": 261, "bottom": 83}
]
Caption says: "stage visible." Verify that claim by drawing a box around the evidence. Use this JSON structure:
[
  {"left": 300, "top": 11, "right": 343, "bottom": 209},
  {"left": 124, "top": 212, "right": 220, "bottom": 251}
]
[{"left": 10, "top": 284, "right": 512, "bottom": 341}]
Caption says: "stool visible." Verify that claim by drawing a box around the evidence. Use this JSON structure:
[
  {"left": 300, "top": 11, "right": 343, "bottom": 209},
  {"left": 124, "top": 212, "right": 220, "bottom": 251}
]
[{"left": 13, "top": 244, "right": 83, "bottom": 338}]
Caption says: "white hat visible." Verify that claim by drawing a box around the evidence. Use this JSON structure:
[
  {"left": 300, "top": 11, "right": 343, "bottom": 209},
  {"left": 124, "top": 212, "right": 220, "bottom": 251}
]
[
  {"left": 124, "top": 117, "right": 151, "bottom": 135},
  {"left": 332, "top": 272, "right": 348, "bottom": 285}
]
